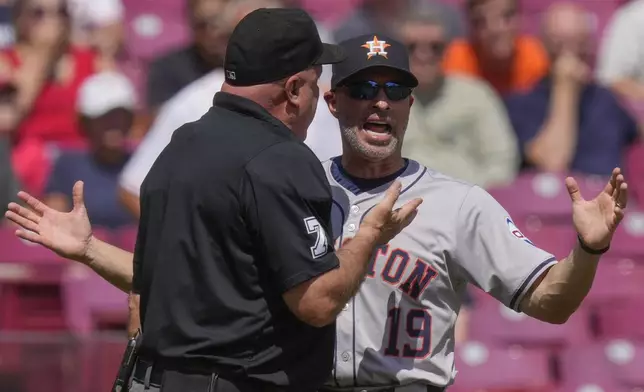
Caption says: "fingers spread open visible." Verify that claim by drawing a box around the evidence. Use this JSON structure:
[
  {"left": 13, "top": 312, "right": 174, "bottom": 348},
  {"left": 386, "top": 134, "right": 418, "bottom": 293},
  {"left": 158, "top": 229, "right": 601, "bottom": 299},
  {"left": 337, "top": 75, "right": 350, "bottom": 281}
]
[
  {"left": 565, "top": 177, "right": 583, "bottom": 203},
  {"left": 615, "top": 181, "right": 628, "bottom": 210},
  {"left": 7, "top": 202, "right": 41, "bottom": 224},
  {"left": 15, "top": 229, "right": 44, "bottom": 246},
  {"left": 18, "top": 191, "right": 48, "bottom": 215}
]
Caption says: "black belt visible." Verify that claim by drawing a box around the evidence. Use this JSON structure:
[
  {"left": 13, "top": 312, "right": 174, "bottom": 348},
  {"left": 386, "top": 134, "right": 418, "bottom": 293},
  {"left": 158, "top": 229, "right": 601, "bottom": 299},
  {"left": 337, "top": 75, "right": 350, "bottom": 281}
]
[
  {"left": 133, "top": 359, "right": 443, "bottom": 392},
  {"left": 319, "top": 386, "right": 443, "bottom": 392},
  {"left": 132, "top": 359, "right": 164, "bottom": 386},
  {"left": 131, "top": 358, "right": 285, "bottom": 391}
]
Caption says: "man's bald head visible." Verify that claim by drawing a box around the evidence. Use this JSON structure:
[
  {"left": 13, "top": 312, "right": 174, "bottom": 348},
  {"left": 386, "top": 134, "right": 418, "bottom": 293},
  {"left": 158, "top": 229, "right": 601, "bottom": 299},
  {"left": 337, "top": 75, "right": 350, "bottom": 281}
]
[{"left": 541, "top": 2, "right": 594, "bottom": 63}]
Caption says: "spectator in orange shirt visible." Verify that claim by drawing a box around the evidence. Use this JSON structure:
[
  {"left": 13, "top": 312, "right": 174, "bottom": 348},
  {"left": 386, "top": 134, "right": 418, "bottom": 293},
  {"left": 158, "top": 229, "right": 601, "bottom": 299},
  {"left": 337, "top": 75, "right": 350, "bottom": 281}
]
[{"left": 442, "top": 0, "right": 549, "bottom": 95}]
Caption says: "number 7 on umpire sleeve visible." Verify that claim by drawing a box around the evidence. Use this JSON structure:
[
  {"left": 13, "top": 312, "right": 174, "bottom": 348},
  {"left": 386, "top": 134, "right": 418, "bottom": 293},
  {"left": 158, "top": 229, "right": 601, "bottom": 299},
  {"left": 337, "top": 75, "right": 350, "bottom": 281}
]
[{"left": 304, "top": 217, "right": 329, "bottom": 259}]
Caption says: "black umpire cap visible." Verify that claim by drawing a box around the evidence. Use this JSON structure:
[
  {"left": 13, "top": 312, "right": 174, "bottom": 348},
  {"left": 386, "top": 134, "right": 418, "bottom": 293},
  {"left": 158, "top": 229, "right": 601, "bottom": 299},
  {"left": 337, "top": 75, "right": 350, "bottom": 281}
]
[
  {"left": 223, "top": 8, "right": 346, "bottom": 86},
  {"left": 331, "top": 34, "right": 419, "bottom": 88}
]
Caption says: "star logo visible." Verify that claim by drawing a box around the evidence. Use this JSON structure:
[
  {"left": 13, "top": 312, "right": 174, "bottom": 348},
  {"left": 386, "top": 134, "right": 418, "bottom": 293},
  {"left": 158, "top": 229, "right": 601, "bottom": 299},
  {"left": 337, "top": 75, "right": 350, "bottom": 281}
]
[{"left": 361, "top": 35, "right": 391, "bottom": 59}]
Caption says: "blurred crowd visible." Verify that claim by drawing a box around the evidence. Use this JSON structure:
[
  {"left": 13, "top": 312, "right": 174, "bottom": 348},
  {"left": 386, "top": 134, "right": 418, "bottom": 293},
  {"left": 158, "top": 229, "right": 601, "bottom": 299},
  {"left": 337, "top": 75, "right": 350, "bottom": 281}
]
[{"left": 0, "top": 0, "right": 642, "bottom": 346}]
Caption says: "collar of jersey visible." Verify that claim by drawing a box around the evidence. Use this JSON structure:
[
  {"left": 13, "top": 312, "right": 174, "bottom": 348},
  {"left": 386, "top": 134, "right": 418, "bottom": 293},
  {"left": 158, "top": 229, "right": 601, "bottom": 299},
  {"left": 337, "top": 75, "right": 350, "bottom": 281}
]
[{"left": 330, "top": 156, "right": 411, "bottom": 196}]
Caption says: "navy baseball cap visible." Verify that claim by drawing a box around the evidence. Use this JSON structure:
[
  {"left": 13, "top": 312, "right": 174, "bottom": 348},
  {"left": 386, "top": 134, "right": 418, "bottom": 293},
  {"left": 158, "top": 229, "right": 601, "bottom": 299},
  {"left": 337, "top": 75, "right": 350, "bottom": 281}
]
[
  {"left": 331, "top": 34, "right": 418, "bottom": 89},
  {"left": 224, "top": 8, "right": 346, "bottom": 86}
]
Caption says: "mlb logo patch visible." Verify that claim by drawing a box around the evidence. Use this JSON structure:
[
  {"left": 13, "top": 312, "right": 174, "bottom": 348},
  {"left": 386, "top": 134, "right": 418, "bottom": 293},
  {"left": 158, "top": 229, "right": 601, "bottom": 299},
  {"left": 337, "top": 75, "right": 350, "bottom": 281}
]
[{"left": 506, "top": 217, "right": 534, "bottom": 246}]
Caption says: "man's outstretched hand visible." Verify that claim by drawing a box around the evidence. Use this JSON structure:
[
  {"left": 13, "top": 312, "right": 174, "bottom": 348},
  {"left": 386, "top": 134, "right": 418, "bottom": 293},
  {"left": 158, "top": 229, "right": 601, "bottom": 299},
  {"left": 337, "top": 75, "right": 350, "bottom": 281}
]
[
  {"left": 566, "top": 167, "right": 629, "bottom": 251},
  {"left": 5, "top": 180, "right": 93, "bottom": 262}
]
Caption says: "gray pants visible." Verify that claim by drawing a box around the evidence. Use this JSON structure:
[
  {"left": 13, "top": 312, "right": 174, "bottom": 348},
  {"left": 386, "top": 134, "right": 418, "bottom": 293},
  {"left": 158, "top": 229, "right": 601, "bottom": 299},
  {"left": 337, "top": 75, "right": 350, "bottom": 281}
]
[{"left": 129, "top": 379, "right": 160, "bottom": 392}]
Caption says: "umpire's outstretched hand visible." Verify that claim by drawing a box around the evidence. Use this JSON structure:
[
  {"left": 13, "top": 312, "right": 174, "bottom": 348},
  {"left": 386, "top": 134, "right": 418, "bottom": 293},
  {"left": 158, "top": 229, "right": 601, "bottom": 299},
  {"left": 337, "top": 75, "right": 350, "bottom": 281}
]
[
  {"left": 5, "top": 180, "right": 93, "bottom": 262},
  {"left": 362, "top": 180, "right": 423, "bottom": 246}
]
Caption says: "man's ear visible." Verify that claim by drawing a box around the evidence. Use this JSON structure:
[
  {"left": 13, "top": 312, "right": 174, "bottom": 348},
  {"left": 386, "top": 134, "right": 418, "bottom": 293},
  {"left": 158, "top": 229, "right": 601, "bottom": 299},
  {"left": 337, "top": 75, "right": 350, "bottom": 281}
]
[
  {"left": 409, "top": 94, "right": 414, "bottom": 108},
  {"left": 324, "top": 90, "right": 339, "bottom": 119},
  {"left": 284, "top": 75, "right": 303, "bottom": 107}
]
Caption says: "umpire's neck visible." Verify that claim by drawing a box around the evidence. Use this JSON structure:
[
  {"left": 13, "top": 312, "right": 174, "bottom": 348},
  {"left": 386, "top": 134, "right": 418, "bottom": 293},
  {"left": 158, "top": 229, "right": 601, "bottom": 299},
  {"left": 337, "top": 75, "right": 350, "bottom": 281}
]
[{"left": 220, "top": 67, "right": 320, "bottom": 141}]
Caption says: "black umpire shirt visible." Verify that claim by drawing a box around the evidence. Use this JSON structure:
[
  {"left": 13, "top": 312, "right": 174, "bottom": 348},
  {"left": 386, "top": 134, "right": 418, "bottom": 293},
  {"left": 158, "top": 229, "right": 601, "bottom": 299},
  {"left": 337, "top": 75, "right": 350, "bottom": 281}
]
[{"left": 132, "top": 92, "right": 340, "bottom": 391}]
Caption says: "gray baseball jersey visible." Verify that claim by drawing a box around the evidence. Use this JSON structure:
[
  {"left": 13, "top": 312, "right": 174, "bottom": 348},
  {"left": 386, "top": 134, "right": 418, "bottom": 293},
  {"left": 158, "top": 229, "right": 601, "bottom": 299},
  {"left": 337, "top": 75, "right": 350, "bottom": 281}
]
[{"left": 320, "top": 158, "right": 558, "bottom": 390}]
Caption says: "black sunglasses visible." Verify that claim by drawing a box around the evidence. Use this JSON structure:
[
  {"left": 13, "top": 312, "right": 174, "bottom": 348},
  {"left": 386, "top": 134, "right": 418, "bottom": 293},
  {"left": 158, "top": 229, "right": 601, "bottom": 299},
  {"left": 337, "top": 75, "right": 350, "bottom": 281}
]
[{"left": 343, "top": 80, "right": 413, "bottom": 101}]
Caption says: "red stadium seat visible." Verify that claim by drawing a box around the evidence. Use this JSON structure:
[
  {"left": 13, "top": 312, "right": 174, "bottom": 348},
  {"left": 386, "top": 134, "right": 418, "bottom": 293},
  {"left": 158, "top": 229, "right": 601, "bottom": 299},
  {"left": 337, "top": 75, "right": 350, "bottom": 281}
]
[
  {"left": 468, "top": 295, "right": 592, "bottom": 349},
  {"left": 77, "top": 334, "right": 127, "bottom": 392},
  {"left": 625, "top": 142, "right": 644, "bottom": 208},
  {"left": 451, "top": 342, "right": 556, "bottom": 391},
  {"left": 0, "top": 334, "right": 79, "bottom": 392},
  {"left": 0, "top": 227, "right": 67, "bottom": 331},
  {"left": 606, "top": 210, "right": 644, "bottom": 259},
  {"left": 585, "top": 257, "right": 644, "bottom": 304},
  {"left": 487, "top": 172, "right": 573, "bottom": 226},
  {"left": 62, "top": 263, "right": 128, "bottom": 335},
  {"left": 122, "top": 0, "right": 190, "bottom": 62},
  {"left": 0, "top": 227, "right": 111, "bottom": 331},
  {"left": 559, "top": 341, "right": 644, "bottom": 391},
  {"left": 487, "top": 172, "right": 609, "bottom": 227},
  {"left": 594, "top": 298, "right": 644, "bottom": 340}
]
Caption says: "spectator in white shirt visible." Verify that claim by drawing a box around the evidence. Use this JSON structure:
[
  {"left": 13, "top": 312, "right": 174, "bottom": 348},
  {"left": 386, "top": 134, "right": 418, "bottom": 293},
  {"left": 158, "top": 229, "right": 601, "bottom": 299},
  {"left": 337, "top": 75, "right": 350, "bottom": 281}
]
[
  {"left": 595, "top": 0, "right": 644, "bottom": 100},
  {"left": 118, "top": 69, "right": 341, "bottom": 217}
]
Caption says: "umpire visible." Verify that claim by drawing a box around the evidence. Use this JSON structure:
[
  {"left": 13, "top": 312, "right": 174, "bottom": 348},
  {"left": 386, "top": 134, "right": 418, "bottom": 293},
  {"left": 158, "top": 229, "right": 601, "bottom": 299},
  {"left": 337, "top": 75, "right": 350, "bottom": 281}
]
[{"left": 129, "top": 7, "right": 420, "bottom": 392}]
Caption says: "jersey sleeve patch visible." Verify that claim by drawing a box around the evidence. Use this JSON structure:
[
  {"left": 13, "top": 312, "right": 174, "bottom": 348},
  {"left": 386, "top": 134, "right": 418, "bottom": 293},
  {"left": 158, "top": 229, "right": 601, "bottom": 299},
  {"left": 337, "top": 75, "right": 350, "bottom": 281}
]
[{"left": 505, "top": 217, "right": 534, "bottom": 246}]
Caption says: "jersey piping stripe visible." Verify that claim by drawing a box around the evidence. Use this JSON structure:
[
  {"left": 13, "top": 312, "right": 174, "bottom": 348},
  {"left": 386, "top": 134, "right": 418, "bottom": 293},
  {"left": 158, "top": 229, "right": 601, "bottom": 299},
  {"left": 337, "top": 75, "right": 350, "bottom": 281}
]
[
  {"left": 401, "top": 166, "right": 427, "bottom": 195},
  {"left": 332, "top": 199, "right": 346, "bottom": 388},
  {"left": 509, "top": 256, "right": 558, "bottom": 311},
  {"left": 352, "top": 296, "right": 357, "bottom": 386},
  {"left": 357, "top": 167, "right": 429, "bottom": 226}
]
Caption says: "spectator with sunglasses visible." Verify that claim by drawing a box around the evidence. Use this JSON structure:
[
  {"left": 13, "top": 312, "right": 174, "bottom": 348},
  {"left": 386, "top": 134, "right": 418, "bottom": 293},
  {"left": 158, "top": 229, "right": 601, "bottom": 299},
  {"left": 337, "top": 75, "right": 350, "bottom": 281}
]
[
  {"left": 0, "top": 0, "right": 106, "bottom": 196},
  {"left": 442, "top": 0, "right": 549, "bottom": 96},
  {"left": 399, "top": 9, "right": 519, "bottom": 189}
]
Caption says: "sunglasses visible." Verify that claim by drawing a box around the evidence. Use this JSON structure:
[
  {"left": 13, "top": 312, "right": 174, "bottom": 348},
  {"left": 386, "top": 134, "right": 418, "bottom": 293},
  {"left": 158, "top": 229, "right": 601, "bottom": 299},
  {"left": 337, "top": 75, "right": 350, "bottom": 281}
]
[{"left": 343, "top": 80, "right": 413, "bottom": 101}]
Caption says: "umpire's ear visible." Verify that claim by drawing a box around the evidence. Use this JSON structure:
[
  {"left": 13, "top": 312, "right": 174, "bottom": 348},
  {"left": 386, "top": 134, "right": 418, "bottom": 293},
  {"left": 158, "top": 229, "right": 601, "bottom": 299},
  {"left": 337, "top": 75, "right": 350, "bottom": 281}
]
[
  {"left": 323, "top": 90, "right": 339, "bottom": 119},
  {"left": 284, "top": 74, "right": 304, "bottom": 106}
]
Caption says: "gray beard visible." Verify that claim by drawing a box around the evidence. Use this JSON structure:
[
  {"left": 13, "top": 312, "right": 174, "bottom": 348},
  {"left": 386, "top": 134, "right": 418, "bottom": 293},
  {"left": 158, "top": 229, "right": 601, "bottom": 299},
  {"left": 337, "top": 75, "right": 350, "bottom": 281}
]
[{"left": 341, "top": 125, "right": 400, "bottom": 161}]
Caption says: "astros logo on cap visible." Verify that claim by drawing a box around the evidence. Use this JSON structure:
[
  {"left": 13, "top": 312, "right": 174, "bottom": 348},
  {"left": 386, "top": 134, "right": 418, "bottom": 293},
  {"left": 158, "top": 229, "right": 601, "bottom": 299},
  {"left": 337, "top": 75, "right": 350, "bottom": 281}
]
[{"left": 361, "top": 35, "right": 391, "bottom": 59}]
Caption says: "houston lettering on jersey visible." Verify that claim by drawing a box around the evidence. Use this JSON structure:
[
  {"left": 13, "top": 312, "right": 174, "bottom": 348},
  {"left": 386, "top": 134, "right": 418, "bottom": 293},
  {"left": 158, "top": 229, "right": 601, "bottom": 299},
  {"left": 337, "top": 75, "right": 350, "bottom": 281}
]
[{"left": 336, "top": 238, "right": 438, "bottom": 300}]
